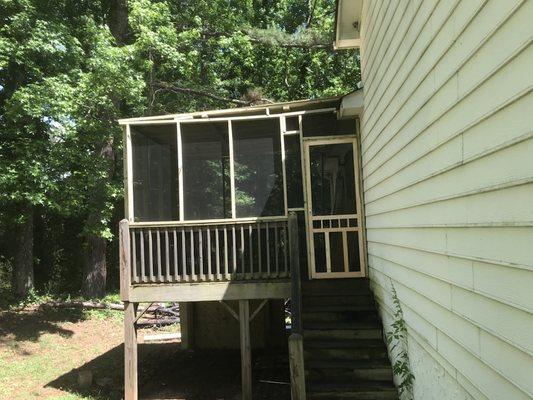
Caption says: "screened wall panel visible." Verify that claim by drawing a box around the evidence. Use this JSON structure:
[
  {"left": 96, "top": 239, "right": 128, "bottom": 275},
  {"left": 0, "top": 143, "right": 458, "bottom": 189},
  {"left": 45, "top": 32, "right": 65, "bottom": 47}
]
[
  {"left": 309, "top": 143, "right": 357, "bottom": 216},
  {"left": 181, "top": 122, "right": 231, "bottom": 220},
  {"left": 232, "top": 119, "right": 284, "bottom": 217},
  {"left": 284, "top": 135, "right": 304, "bottom": 208},
  {"left": 131, "top": 124, "right": 178, "bottom": 221},
  {"left": 302, "top": 113, "right": 355, "bottom": 137}
]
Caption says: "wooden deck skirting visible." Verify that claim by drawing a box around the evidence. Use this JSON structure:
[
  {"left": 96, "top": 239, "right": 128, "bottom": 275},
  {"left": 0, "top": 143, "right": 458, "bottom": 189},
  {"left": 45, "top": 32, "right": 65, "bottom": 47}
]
[{"left": 127, "top": 280, "right": 290, "bottom": 302}]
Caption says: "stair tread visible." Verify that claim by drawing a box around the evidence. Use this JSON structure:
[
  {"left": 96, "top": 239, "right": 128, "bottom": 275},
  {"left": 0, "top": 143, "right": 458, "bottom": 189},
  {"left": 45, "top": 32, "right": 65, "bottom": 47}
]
[
  {"left": 303, "top": 289, "right": 372, "bottom": 297},
  {"left": 302, "top": 306, "right": 378, "bottom": 316},
  {"left": 303, "top": 305, "right": 375, "bottom": 312},
  {"left": 304, "top": 321, "right": 381, "bottom": 330},
  {"left": 308, "top": 380, "right": 397, "bottom": 392},
  {"left": 302, "top": 279, "right": 372, "bottom": 296},
  {"left": 303, "top": 297, "right": 375, "bottom": 307},
  {"left": 302, "top": 313, "right": 379, "bottom": 324},
  {"left": 305, "top": 338, "right": 387, "bottom": 349},
  {"left": 306, "top": 359, "right": 392, "bottom": 369},
  {"left": 302, "top": 278, "right": 369, "bottom": 288}
]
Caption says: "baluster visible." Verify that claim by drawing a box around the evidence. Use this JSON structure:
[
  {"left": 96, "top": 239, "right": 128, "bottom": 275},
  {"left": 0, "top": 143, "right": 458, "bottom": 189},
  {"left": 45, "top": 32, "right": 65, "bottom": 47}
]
[
  {"left": 232, "top": 225, "right": 237, "bottom": 279},
  {"left": 240, "top": 225, "right": 245, "bottom": 279},
  {"left": 215, "top": 228, "right": 221, "bottom": 280},
  {"left": 257, "top": 223, "right": 261, "bottom": 278},
  {"left": 207, "top": 227, "right": 212, "bottom": 281},
  {"left": 199, "top": 228, "right": 204, "bottom": 281},
  {"left": 249, "top": 224, "right": 253, "bottom": 277},
  {"left": 173, "top": 229, "right": 179, "bottom": 281},
  {"left": 274, "top": 225, "right": 279, "bottom": 277},
  {"left": 156, "top": 230, "right": 162, "bottom": 282},
  {"left": 165, "top": 230, "right": 170, "bottom": 281},
  {"left": 148, "top": 230, "right": 154, "bottom": 282},
  {"left": 181, "top": 227, "right": 186, "bottom": 281},
  {"left": 283, "top": 224, "right": 288, "bottom": 276},
  {"left": 265, "top": 222, "right": 270, "bottom": 278},
  {"left": 224, "top": 226, "right": 229, "bottom": 280},
  {"left": 131, "top": 230, "right": 138, "bottom": 283},
  {"left": 140, "top": 230, "right": 146, "bottom": 282},
  {"left": 190, "top": 228, "right": 196, "bottom": 281}
]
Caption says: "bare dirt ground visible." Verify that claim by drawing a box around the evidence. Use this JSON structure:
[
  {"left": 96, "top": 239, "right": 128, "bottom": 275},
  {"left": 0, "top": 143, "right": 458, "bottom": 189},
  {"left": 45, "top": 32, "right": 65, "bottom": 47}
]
[{"left": 0, "top": 307, "right": 290, "bottom": 400}]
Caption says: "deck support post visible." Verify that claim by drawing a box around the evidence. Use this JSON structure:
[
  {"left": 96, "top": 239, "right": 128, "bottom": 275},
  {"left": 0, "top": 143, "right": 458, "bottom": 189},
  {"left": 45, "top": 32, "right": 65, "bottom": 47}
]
[
  {"left": 288, "top": 212, "right": 306, "bottom": 400},
  {"left": 179, "top": 302, "right": 195, "bottom": 349},
  {"left": 239, "top": 299, "right": 252, "bottom": 400},
  {"left": 288, "top": 333, "right": 306, "bottom": 400},
  {"left": 124, "top": 301, "right": 138, "bottom": 400}
]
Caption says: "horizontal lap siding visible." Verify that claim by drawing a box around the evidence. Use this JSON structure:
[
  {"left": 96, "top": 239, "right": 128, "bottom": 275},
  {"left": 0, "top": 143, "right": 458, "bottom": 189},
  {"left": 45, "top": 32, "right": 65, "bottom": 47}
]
[{"left": 360, "top": 0, "right": 533, "bottom": 399}]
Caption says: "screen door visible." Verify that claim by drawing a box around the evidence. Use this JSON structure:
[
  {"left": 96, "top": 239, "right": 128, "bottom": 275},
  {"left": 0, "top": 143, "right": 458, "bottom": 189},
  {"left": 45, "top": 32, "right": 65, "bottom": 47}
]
[{"left": 304, "top": 137, "right": 364, "bottom": 278}]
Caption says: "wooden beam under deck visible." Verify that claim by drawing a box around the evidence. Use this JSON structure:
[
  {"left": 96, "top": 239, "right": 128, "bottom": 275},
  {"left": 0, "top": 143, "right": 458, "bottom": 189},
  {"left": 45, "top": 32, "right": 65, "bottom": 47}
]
[{"left": 127, "top": 280, "right": 290, "bottom": 303}]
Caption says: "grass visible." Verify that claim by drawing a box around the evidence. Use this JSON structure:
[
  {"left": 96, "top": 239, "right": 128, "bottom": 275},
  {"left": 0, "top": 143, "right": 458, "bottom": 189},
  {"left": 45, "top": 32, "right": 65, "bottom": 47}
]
[
  {"left": 0, "top": 306, "right": 124, "bottom": 400},
  {"left": 0, "top": 297, "right": 289, "bottom": 400}
]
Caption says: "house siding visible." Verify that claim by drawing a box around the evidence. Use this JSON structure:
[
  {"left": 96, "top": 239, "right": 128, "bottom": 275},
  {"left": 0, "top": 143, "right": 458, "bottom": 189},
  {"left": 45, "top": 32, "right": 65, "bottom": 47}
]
[{"left": 359, "top": 0, "right": 533, "bottom": 399}]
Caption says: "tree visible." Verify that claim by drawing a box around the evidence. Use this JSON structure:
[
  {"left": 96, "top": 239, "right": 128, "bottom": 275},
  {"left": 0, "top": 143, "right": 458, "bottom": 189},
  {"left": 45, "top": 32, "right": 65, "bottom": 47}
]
[
  {"left": 79, "top": 0, "right": 137, "bottom": 298},
  {"left": 0, "top": 0, "right": 84, "bottom": 297}
]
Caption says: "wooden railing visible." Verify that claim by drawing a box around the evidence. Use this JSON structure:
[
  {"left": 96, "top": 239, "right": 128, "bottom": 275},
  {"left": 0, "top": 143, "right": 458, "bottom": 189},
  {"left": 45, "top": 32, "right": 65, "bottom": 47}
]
[{"left": 126, "top": 217, "right": 289, "bottom": 284}]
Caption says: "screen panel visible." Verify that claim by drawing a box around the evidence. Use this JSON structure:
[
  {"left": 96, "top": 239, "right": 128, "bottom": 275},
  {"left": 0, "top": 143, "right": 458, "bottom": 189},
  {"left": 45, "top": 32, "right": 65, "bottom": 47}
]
[
  {"left": 181, "top": 122, "right": 231, "bottom": 220},
  {"left": 302, "top": 113, "right": 355, "bottom": 137},
  {"left": 309, "top": 143, "right": 357, "bottom": 216},
  {"left": 284, "top": 135, "right": 304, "bottom": 208},
  {"left": 131, "top": 124, "right": 178, "bottom": 222},
  {"left": 232, "top": 119, "right": 284, "bottom": 217}
]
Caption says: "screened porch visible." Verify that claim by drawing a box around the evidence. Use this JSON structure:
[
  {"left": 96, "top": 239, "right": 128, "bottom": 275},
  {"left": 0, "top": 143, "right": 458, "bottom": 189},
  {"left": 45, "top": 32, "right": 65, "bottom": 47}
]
[{"left": 118, "top": 97, "right": 364, "bottom": 293}]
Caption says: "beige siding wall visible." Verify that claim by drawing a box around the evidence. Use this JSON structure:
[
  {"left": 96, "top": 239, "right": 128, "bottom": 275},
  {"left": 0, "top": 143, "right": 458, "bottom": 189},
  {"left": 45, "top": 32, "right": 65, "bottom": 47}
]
[{"left": 359, "top": 0, "right": 533, "bottom": 399}]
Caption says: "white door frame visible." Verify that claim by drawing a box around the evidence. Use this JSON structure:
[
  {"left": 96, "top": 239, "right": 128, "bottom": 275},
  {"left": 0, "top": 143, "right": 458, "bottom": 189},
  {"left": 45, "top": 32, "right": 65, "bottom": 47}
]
[{"left": 303, "top": 136, "right": 365, "bottom": 279}]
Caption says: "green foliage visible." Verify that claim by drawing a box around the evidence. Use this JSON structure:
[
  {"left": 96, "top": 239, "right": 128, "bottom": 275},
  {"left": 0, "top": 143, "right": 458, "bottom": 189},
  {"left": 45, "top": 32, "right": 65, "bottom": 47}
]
[
  {"left": 83, "top": 307, "right": 123, "bottom": 322},
  {"left": 386, "top": 282, "right": 415, "bottom": 400}
]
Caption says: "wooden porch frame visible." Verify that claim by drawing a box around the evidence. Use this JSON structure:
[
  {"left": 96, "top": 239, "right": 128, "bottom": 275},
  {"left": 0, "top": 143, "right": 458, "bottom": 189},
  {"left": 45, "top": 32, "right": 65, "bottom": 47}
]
[{"left": 124, "top": 108, "right": 337, "bottom": 224}]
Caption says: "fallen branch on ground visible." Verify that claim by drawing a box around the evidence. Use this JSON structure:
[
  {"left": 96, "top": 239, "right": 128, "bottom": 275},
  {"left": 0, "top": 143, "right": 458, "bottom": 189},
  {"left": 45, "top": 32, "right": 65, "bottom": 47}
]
[{"left": 40, "top": 301, "right": 126, "bottom": 311}]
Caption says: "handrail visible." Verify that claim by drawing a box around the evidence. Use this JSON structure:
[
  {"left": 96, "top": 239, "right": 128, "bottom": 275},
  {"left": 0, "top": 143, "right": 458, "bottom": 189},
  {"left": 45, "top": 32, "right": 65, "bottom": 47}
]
[{"left": 129, "top": 215, "right": 288, "bottom": 228}]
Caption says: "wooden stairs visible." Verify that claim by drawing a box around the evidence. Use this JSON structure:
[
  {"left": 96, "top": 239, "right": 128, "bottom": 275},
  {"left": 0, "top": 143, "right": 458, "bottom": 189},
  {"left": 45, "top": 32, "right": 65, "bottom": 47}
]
[{"left": 301, "top": 279, "right": 398, "bottom": 400}]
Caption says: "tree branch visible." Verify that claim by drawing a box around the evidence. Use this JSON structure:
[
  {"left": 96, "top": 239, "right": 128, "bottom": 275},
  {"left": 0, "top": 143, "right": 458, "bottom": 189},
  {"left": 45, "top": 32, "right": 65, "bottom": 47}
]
[
  {"left": 174, "top": 26, "right": 332, "bottom": 49},
  {"left": 155, "top": 82, "right": 274, "bottom": 106}
]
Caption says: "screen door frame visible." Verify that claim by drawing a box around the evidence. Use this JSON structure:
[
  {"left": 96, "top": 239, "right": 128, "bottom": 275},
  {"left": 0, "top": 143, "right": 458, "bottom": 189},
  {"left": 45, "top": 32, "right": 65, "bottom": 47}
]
[{"left": 303, "top": 136, "right": 366, "bottom": 279}]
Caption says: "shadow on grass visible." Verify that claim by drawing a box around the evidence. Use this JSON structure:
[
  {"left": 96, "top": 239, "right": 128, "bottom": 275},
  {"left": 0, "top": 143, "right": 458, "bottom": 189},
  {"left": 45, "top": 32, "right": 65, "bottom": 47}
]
[
  {"left": 47, "top": 343, "right": 290, "bottom": 400},
  {"left": 0, "top": 307, "right": 86, "bottom": 342}
]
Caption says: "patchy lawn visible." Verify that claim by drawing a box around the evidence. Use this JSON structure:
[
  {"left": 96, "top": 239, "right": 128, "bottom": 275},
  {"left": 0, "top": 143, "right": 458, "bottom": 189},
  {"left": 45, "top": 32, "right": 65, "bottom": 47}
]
[
  {"left": 0, "top": 306, "right": 124, "bottom": 400},
  {"left": 0, "top": 306, "right": 290, "bottom": 400}
]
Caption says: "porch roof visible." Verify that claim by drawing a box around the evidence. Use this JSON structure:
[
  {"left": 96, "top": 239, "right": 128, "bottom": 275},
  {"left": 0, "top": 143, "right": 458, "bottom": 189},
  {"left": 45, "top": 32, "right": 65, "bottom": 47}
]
[{"left": 118, "top": 95, "right": 346, "bottom": 125}]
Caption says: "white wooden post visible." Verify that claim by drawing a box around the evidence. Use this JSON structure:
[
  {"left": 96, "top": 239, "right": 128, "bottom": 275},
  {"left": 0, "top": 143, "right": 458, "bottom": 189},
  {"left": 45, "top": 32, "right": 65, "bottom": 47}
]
[
  {"left": 239, "top": 299, "right": 252, "bottom": 400},
  {"left": 124, "top": 301, "right": 138, "bottom": 400},
  {"left": 119, "top": 219, "right": 131, "bottom": 301}
]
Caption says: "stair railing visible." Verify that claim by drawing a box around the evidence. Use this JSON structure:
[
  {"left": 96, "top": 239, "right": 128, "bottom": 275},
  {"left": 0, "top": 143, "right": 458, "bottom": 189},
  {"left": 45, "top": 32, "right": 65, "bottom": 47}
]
[{"left": 288, "top": 212, "right": 306, "bottom": 400}]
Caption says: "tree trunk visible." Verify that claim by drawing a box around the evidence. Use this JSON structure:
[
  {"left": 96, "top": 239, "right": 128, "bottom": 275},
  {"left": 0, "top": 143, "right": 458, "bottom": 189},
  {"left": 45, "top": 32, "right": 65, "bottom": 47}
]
[
  {"left": 108, "top": 0, "right": 129, "bottom": 45},
  {"left": 81, "top": 0, "right": 128, "bottom": 298},
  {"left": 82, "top": 233, "right": 107, "bottom": 298},
  {"left": 82, "top": 139, "right": 115, "bottom": 298},
  {"left": 13, "top": 206, "right": 34, "bottom": 297}
]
